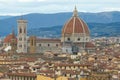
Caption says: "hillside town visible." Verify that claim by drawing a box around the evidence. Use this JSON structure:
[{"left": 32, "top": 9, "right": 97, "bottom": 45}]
[{"left": 0, "top": 6, "right": 120, "bottom": 80}]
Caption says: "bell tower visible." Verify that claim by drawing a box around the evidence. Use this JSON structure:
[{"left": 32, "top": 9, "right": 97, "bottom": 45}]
[{"left": 17, "top": 19, "right": 27, "bottom": 53}]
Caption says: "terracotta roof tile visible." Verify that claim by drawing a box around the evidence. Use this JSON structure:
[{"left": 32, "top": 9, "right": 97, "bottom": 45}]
[{"left": 62, "top": 17, "right": 90, "bottom": 35}]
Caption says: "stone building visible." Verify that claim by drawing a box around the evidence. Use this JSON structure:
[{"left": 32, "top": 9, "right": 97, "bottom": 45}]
[
  {"left": 87, "top": 72, "right": 111, "bottom": 80},
  {"left": 28, "top": 37, "right": 61, "bottom": 53},
  {"left": 7, "top": 73, "right": 36, "bottom": 80},
  {"left": 61, "top": 6, "right": 94, "bottom": 54},
  {"left": 3, "top": 6, "right": 95, "bottom": 54}
]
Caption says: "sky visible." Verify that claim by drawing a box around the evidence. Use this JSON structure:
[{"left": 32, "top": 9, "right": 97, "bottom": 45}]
[{"left": 0, "top": 0, "right": 120, "bottom": 15}]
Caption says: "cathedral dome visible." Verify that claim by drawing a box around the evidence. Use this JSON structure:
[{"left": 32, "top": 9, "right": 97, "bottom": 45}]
[
  {"left": 4, "top": 32, "right": 17, "bottom": 43},
  {"left": 62, "top": 6, "right": 90, "bottom": 36}
]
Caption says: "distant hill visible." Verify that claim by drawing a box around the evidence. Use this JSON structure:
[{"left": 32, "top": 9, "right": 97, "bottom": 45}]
[
  {"left": 0, "top": 11, "right": 120, "bottom": 37},
  {"left": 0, "top": 16, "right": 12, "bottom": 20},
  {"left": 28, "top": 22, "right": 120, "bottom": 38}
]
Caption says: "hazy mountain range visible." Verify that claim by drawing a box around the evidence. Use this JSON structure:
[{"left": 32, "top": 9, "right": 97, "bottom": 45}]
[
  {"left": 28, "top": 22, "right": 120, "bottom": 38},
  {"left": 0, "top": 16, "right": 12, "bottom": 20},
  {"left": 0, "top": 11, "right": 120, "bottom": 37}
]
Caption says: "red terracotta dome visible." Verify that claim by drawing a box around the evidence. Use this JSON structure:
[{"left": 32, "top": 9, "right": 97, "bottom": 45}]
[
  {"left": 4, "top": 32, "right": 17, "bottom": 43},
  {"left": 62, "top": 7, "right": 90, "bottom": 36}
]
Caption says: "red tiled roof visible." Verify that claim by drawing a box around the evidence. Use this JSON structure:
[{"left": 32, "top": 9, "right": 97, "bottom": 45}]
[
  {"left": 54, "top": 63, "right": 90, "bottom": 67},
  {"left": 4, "top": 33, "right": 17, "bottom": 43},
  {"left": 85, "top": 42, "right": 95, "bottom": 48},
  {"left": 62, "top": 70, "right": 80, "bottom": 75},
  {"left": 62, "top": 17, "right": 90, "bottom": 35},
  {"left": 7, "top": 73, "right": 36, "bottom": 77},
  {"left": 39, "top": 70, "right": 54, "bottom": 74}
]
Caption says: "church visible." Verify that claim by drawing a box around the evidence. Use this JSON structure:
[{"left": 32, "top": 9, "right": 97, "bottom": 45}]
[{"left": 3, "top": 6, "right": 95, "bottom": 54}]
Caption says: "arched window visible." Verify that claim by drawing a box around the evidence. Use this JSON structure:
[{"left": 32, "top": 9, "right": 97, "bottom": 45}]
[
  {"left": 56, "top": 44, "right": 58, "bottom": 47},
  {"left": 39, "top": 44, "right": 41, "bottom": 47},
  {"left": 78, "top": 38, "right": 80, "bottom": 41},
  {"left": 19, "top": 28, "right": 22, "bottom": 33},
  {"left": 67, "top": 38, "right": 70, "bottom": 41},
  {"left": 48, "top": 44, "right": 50, "bottom": 47},
  {"left": 24, "top": 28, "right": 26, "bottom": 33},
  {"left": 31, "top": 40, "right": 34, "bottom": 46}
]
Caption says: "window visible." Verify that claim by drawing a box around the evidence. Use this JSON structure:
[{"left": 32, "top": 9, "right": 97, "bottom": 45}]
[
  {"left": 39, "top": 44, "right": 41, "bottom": 47},
  {"left": 48, "top": 44, "right": 50, "bottom": 47},
  {"left": 19, "top": 45, "right": 22, "bottom": 47},
  {"left": 56, "top": 44, "right": 58, "bottom": 47},
  {"left": 33, "top": 68, "right": 35, "bottom": 71},
  {"left": 78, "top": 38, "right": 80, "bottom": 41},
  {"left": 19, "top": 38, "right": 22, "bottom": 41},
  {"left": 67, "top": 38, "right": 70, "bottom": 41},
  {"left": 65, "top": 74, "right": 67, "bottom": 77},
  {"left": 86, "top": 38, "right": 88, "bottom": 41},
  {"left": 19, "top": 28, "right": 22, "bottom": 33},
  {"left": 74, "top": 66, "right": 75, "bottom": 68},
  {"left": 31, "top": 40, "right": 34, "bottom": 46},
  {"left": 24, "top": 28, "right": 26, "bottom": 33}
]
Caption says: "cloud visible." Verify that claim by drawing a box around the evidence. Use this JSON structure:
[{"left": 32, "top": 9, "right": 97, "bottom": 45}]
[
  {"left": 18, "top": 0, "right": 35, "bottom": 2},
  {"left": 0, "top": 0, "right": 120, "bottom": 15},
  {"left": 0, "top": 0, "right": 17, "bottom": 3},
  {"left": 0, "top": 13, "right": 23, "bottom": 16},
  {"left": 104, "top": 8, "right": 120, "bottom": 11},
  {"left": 37, "top": 0, "right": 46, "bottom": 2},
  {"left": 0, "top": 0, "right": 8, "bottom": 2},
  {"left": 18, "top": 0, "right": 46, "bottom": 2}
]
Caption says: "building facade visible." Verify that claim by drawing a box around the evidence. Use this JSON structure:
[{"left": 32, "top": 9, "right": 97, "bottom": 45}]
[{"left": 28, "top": 37, "right": 61, "bottom": 53}]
